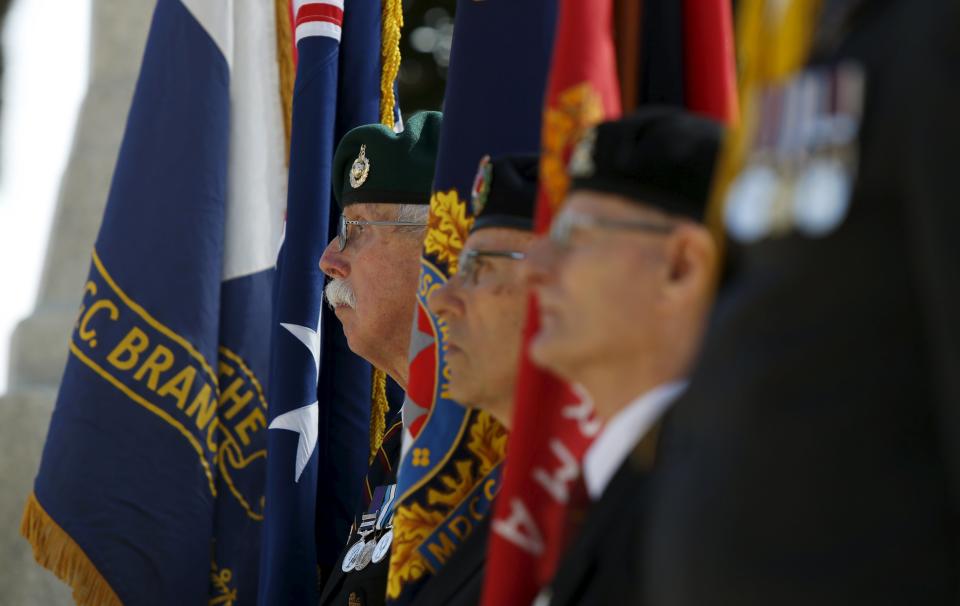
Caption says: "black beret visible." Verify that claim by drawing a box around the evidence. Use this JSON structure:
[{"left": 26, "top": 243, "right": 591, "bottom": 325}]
[
  {"left": 568, "top": 107, "right": 722, "bottom": 220},
  {"left": 469, "top": 154, "right": 538, "bottom": 233}
]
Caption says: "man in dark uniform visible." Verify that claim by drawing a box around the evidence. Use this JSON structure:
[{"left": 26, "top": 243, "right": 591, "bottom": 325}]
[
  {"left": 414, "top": 154, "right": 539, "bottom": 606},
  {"left": 522, "top": 108, "right": 724, "bottom": 605},
  {"left": 317, "top": 111, "right": 440, "bottom": 606},
  {"left": 642, "top": 1, "right": 960, "bottom": 605}
]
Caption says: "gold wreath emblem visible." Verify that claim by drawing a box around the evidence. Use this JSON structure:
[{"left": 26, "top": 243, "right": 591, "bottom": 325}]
[
  {"left": 386, "top": 411, "right": 506, "bottom": 599},
  {"left": 423, "top": 189, "right": 474, "bottom": 275},
  {"left": 541, "top": 82, "right": 605, "bottom": 211}
]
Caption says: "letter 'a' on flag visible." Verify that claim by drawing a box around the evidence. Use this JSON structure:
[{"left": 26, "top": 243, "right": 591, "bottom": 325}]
[
  {"left": 21, "top": 0, "right": 288, "bottom": 604},
  {"left": 258, "top": 0, "right": 403, "bottom": 604},
  {"left": 386, "top": 1, "right": 558, "bottom": 604},
  {"left": 480, "top": 1, "right": 739, "bottom": 605}
]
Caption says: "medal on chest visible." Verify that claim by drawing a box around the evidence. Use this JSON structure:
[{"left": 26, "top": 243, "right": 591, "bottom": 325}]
[
  {"left": 725, "top": 62, "right": 865, "bottom": 243},
  {"left": 342, "top": 484, "right": 398, "bottom": 573}
]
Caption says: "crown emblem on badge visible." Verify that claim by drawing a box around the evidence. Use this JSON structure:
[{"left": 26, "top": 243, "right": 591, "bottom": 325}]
[
  {"left": 568, "top": 127, "right": 597, "bottom": 178},
  {"left": 349, "top": 144, "right": 370, "bottom": 189},
  {"left": 470, "top": 155, "right": 493, "bottom": 216}
]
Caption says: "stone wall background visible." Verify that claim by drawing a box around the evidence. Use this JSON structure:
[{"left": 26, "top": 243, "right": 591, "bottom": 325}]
[{"left": 0, "top": 1, "right": 152, "bottom": 602}]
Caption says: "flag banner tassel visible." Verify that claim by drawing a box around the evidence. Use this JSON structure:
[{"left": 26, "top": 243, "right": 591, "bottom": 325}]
[
  {"left": 379, "top": 0, "right": 402, "bottom": 127},
  {"left": 370, "top": 367, "right": 390, "bottom": 462},
  {"left": 20, "top": 491, "right": 122, "bottom": 606},
  {"left": 274, "top": 0, "right": 296, "bottom": 154}
]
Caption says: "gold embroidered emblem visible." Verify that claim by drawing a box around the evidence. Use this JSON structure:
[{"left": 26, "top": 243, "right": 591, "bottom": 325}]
[
  {"left": 386, "top": 411, "right": 507, "bottom": 599},
  {"left": 350, "top": 144, "right": 370, "bottom": 189},
  {"left": 411, "top": 448, "right": 431, "bottom": 467},
  {"left": 541, "top": 82, "right": 605, "bottom": 211},
  {"left": 423, "top": 189, "right": 474, "bottom": 275},
  {"left": 209, "top": 561, "right": 238, "bottom": 606}
]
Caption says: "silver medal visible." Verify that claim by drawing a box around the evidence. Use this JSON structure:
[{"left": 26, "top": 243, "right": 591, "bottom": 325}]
[
  {"left": 353, "top": 540, "right": 377, "bottom": 571},
  {"left": 724, "top": 164, "right": 778, "bottom": 244},
  {"left": 372, "top": 529, "right": 394, "bottom": 564},
  {"left": 792, "top": 159, "right": 852, "bottom": 237},
  {"left": 341, "top": 539, "right": 366, "bottom": 573}
]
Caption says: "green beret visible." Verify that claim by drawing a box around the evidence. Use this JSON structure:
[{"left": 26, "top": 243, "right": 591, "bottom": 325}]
[
  {"left": 332, "top": 111, "right": 442, "bottom": 209},
  {"left": 568, "top": 107, "right": 722, "bottom": 221}
]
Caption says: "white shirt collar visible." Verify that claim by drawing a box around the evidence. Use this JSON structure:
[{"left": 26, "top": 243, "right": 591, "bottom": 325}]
[{"left": 582, "top": 381, "right": 687, "bottom": 500}]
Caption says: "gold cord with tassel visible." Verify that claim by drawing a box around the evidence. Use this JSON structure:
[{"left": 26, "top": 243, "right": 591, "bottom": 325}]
[
  {"left": 379, "top": 0, "right": 403, "bottom": 128},
  {"left": 275, "top": 0, "right": 296, "bottom": 160},
  {"left": 368, "top": 0, "right": 404, "bottom": 461},
  {"left": 369, "top": 367, "right": 390, "bottom": 463}
]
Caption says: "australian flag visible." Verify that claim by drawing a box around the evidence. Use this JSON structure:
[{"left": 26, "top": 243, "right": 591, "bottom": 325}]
[
  {"left": 258, "top": 1, "right": 399, "bottom": 603},
  {"left": 386, "top": 1, "right": 558, "bottom": 604},
  {"left": 23, "top": 1, "right": 286, "bottom": 604}
]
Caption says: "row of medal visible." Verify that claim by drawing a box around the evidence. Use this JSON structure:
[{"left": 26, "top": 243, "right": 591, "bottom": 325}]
[
  {"left": 342, "top": 484, "right": 396, "bottom": 573},
  {"left": 724, "top": 62, "right": 866, "bottom": 244}
]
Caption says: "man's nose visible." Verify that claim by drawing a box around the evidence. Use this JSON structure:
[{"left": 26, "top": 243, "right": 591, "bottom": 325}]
[
  {"left": 427, "top": 279, "right": 464, "bottom": 320},
  {"left": 319, "top": 238, "right": 349, "bottom": 279}
]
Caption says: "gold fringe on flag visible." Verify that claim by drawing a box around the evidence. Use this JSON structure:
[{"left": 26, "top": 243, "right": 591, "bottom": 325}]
[
  {"left": 369, "top": 368, "right": 390, "bottom": 463},
  {"left": 705, "top": 0, "right": 823, "bottom": 278},
  {"left": 20, "top": 491, "right": 122, "bottom": 606},
  {"left": 379, "top": 0, "right": 403, "bottom": 128},
  {"left": 275, "top": 0, "right": 296, "bottom": 157}
]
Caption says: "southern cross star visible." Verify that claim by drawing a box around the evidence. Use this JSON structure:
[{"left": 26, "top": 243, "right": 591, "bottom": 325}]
[{"left": 268, "top": 321, "right": 322, "bottom": 482}]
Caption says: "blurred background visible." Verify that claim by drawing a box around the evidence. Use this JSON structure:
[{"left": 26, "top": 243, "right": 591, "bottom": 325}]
[
  {"left": 0, "top": 0, "right": 89, "bottom": 392},
  {"left": 398, "top": 0, "right": 453, "bottom": 112}
]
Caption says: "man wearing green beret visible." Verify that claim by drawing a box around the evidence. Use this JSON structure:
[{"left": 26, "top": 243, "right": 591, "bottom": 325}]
[
  {"left": 523, "top": 107, "right": 723, "bottom": 605},
  {"left": 413, "top": 154, "right": 540, "bottom": 606},
  {"left": 317, "top": 111, "right": 440, "bottom": 606}
]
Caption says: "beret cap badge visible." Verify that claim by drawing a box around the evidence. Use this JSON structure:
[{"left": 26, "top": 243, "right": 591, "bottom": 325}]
[
  {"left": 349, "top": 144, "right": 371, "bottom": 189},
  {"left": 470, "top": 155, "right": 493, "bottom": 216},
  {"left": 568, "top": 127, "right": 597, "bottom": 178}
]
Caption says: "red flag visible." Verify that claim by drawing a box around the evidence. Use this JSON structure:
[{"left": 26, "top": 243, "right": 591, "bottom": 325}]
[
  {"left": 683, "top": 0, "right": 739, "bottom": 123},
  {"left": 480, "top": 1, "right": 738, "bottom": 605},
  {"left": 479, "top": 1, "right": 620, "bottom": 605}
]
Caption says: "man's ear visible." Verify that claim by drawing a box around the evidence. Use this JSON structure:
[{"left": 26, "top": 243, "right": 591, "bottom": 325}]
[{"left": 662, "top": 222, "right": 717, "bottom": 299}]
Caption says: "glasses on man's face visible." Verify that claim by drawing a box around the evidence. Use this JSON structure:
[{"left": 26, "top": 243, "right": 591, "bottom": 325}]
[
  {"left": 337, "top": 214, "right": 428, "bottom": 252},
  {"left": 455, "top": 249, "right": 527, "bottom": 285},
  {"left": 548, "top": 209, "right": 674, "bottom": 248}
]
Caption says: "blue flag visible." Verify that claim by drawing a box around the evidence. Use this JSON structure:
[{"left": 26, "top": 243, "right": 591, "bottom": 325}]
[
  {"left": 387, "top": 1, "right": 558, "bottom": 603},
  {"left": 257, "top": 1, "right": 396, "bottom": 603},
  {"left": 23, "top": 1, "right": 287, "bottom": 604}
]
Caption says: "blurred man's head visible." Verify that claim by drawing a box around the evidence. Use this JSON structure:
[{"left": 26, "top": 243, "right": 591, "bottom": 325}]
[
  {"left": 427, "top": 155, "right": 539, "bottom": 428},
  {"left": 319, "top": 112, "right": 441, "bottom": 388},
  {"left": 524, "top": 108, "right": 723, "bottom": 420}
]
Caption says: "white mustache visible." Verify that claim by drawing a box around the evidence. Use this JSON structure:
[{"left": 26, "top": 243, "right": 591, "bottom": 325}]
[{"left": 324, "top": 278, "right": 357, "bottom": 309}]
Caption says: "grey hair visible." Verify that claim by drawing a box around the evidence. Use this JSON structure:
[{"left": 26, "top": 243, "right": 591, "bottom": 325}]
[
  {"left": 396, "top": 204, "right": 429, "bottom": 223},
  {"left": 395, "top": 204, "right": 429, "bottom": 237}
]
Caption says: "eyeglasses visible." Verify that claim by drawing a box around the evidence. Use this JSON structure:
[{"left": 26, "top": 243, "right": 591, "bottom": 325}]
[
  {"left": 337, "top": 214, "right": 428, "bottom": 252},
  {"left": 548, "top": 209, "right": 674, "bottom": 248},
  {"left": 455, "top": 249, "right": 527, "bottom": 285}
]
